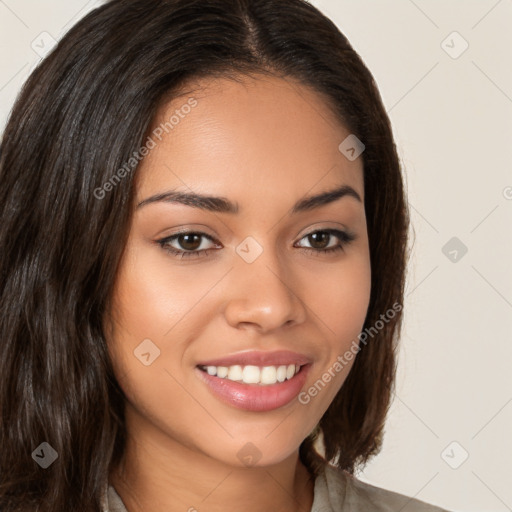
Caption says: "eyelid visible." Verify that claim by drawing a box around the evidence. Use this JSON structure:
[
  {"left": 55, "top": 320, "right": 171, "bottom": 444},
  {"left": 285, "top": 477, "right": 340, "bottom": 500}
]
[
  {"left": 156, "top": 226, "right": 356, "bottom": 260},
  {"left": 295, "top": 228, "right": 356, "bottom": 245},
  {"left": 294, "top": 222, "right": 351, "bottom": 239},
  {"left": 156, "top": 226, "right": 353, "bottom": 245}
]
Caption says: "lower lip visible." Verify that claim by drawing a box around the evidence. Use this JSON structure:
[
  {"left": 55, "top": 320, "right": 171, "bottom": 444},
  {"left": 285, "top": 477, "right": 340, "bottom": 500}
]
[{"left": 195, "top": 364, "right": 311, "bottom": 412}]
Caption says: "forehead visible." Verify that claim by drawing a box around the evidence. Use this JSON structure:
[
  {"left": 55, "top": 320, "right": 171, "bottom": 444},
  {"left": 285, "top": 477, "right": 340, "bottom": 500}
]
[{"left": 135, "top": 73, "right": 364, "bottom": 204}]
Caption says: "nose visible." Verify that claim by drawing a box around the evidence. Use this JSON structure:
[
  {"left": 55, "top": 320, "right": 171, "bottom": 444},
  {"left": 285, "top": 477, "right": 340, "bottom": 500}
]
[{"left": 223, "top": 244, "right": 307, "bottom": 333}]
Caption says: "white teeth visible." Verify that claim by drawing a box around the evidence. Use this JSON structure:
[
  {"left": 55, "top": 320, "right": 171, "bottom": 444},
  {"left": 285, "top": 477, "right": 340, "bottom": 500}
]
[
  {"left": 217, "top": 366, "right": 228, "bottom": 378},
  {"left": 242, "top": 365, "right": 260, "bottom": 383},
  {"left": 201, "top": 363, "right": 302, "bottom": 385},
  {"left": 276, "top": 365, "right": 287, "bottom": 382},
  {"left": 227, "top": 365, "right": 243, "bottom": 381},
  {"left": 260, "top": 366, "right": 276, "bottom": 384}
]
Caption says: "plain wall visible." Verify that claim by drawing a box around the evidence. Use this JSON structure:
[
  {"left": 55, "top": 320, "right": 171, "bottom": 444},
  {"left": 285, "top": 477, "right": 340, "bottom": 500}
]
[{"left": 1, "top": 1, "right": 511, "bottom": 511}]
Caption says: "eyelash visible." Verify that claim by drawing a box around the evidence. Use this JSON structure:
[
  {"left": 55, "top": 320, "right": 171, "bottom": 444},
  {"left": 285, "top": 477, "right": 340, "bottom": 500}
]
[{"left": 156, "top": 229, "right": 356, "bottom": 260}]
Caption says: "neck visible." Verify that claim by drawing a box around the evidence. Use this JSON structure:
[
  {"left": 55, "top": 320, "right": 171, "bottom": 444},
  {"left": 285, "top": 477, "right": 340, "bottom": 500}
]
[{"left": 110, "top": 411, "right": 315, "bottom": 512}]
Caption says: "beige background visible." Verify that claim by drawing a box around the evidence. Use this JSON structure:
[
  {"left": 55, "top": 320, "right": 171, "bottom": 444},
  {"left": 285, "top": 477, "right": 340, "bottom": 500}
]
[{"left": 1, "top": 1, "right": 511, "bottom": 511}]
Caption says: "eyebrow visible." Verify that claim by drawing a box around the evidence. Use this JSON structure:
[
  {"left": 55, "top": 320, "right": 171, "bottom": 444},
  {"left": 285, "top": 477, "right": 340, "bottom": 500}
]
[{"left": 136, "top": 184, "right": 362, "bottom": 214}]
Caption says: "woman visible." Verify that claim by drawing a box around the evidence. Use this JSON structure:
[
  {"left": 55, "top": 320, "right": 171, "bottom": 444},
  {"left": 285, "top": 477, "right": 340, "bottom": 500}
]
[{"left": 0, "top": 0, "right": 452, "bottom": 510}]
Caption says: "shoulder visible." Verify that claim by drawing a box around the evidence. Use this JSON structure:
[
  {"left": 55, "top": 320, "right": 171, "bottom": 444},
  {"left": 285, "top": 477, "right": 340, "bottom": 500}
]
[
  {"left": 314, "top": 462, "right": 453, "bottom": 512},
  {"left": 101, "top": 482, "right": 128, "bottom": 512}
]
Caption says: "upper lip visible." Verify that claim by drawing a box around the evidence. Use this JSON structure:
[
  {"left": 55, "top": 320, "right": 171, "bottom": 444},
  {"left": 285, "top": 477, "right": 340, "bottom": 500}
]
[{"left": 196, "top": 350, "right": 312, "bottom": 368}]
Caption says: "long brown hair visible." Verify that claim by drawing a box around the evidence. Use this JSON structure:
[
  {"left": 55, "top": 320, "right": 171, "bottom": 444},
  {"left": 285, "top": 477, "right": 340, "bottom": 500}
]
[{"left": 0, "top": 0, "right": 408, "bottom": 509}]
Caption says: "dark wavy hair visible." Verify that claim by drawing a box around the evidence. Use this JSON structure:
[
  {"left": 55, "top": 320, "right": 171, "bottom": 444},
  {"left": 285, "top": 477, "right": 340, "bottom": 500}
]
[{"left": 0, "top": 0, "right": 409, "bottom": 510}]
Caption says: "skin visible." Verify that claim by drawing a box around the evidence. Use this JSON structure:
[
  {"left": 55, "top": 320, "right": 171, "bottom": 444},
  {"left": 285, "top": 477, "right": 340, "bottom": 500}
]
[{"left": 106, "top": 73, "right": 371, "bottom": 512}]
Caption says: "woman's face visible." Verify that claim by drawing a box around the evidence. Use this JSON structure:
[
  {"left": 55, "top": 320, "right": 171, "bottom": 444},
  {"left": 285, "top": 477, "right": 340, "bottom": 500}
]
[{"left": 106, "top": 73, "right": 371, "bottom": 468}]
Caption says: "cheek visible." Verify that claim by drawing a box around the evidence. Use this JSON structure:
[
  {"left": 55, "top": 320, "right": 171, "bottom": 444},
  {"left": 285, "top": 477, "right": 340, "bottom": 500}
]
[
  {"left": 296, "top": 255, "right": 371, "bottom": 408},
  {"left": 105, "top": 246, "right": 213, "bottom": 427},
  {"left": 105, "top": 243, "right": 232, "bottom": 402},
  {"left": 308, "top": 253, "right": 372, "bottom": 345},
  {"left": 109, "top": 243, "right": 221, "bottom": 341}
]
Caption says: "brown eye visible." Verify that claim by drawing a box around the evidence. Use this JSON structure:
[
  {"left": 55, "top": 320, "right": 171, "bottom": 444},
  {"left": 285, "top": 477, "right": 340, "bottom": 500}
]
[
  {"left": 176, "top": 233, "right": 203, "bottom": 251},
  {"left": 306, "top": 231, "right": 331, "bottom": 250},
  {"left": 156, "top": 231, "right": 220, "bottom": 259},
  {"left": 295, "top": 229, "right": 356, "bottom": 256},
  {"left": 156, "top": 228, "right": 356, "bottom": 260}
]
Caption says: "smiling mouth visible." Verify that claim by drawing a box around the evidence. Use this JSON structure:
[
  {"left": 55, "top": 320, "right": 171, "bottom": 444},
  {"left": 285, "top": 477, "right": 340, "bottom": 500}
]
[{"left": 196, "top": 363, "right": 305, "bottom": 386}]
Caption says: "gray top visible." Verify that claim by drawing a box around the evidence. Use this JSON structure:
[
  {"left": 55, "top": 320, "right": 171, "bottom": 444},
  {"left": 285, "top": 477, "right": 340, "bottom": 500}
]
[{"left": 101, "top": 462, "right": 452, "bottom": 512}]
